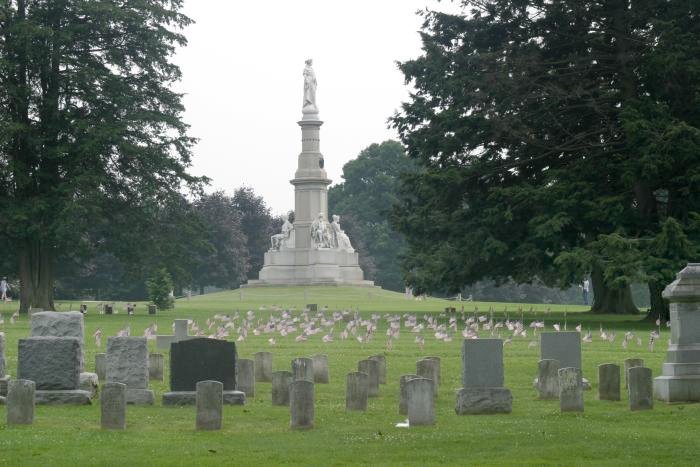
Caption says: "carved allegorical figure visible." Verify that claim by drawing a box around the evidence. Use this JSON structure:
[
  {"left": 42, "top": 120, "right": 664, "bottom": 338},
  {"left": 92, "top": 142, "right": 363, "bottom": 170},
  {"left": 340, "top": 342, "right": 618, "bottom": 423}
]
[
  {"left": 331, "top": 215, "right": 354, "bottom": 251},
  {"left": 310, "top": 212, "right": 333, "bottom": 249},
  {"left": 303, "top": 59, "right": 317, "bottom": 112},
  {"left": 270, "top": 215, "right": 294, "bottom": 251}
]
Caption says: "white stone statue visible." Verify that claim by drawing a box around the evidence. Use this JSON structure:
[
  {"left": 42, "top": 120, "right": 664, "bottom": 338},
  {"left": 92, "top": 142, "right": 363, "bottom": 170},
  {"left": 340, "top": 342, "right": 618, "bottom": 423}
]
[
  {"left": 270, "top": 215, "right": 294, "bottom": 251},
  {"left": 331, "top": 215, "right": 354, "bottom": 251},
  {"left": 310, "top": 212, "right": 333, "bottom": 249},
  {"left": 303, "top": 59, "right": 317, "bottom": 112}
]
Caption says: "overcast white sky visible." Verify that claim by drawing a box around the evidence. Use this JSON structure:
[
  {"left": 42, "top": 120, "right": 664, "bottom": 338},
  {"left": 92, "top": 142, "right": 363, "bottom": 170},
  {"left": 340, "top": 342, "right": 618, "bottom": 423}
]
[{"left": 174, "top": 0, "right": 460, "bottom": 214}]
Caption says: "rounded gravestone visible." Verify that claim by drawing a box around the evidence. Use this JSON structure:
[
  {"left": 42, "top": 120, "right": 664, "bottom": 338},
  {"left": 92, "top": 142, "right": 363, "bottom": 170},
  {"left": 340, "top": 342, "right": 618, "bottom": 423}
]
[
  {"left": 290, "top": 380, "right": 314, "bottom": 430},
  {"left": 254, "top": 352, "right": 273, "bottom": 383},
  {"left": 196, "top": 380, "right": 223, "bottom": 431},
  {"left": 272, "top": 371, "right": 293, "bottom": 406},
  {"left": 312, "top": 354, "right": 330, "bottom": 384},
  {"left": 7, "top": 379, "right": 35, "bottom": 426},
  {"left": 399, "top": 374, "right": 420, "bottom": 415},
  {"left": 406, "top": 377, "right": 434, "bottom": 426},
  {"left": 346, "top": 372, "right": 368, "bottom": 411},
  {"left": 291, "top": 357, "right": 314, "bottom": 382},
  {"left": 423, "top": 356, "right": 440, "bottom": 385},
  {"left": 237, "top": 359, "right": 255, "bottom": 398},
  {"left": 624, "top": 358, "right": 644, "bottom": 389},
  {"left": 598, "top": 363, "right": 620, "bottom": 401},
  {"left": 416, "top": 358, "right": 439, "bottom": 399},
  {"left": 558, "top": 367, "right": 584, "bottom": 412},
  {"left": 368, "top": 355, "right": 387, "bottom": 385},
  {"left": 101, "top": 382, "right": 126, "bottom": 430},
  {"left": 537, "top": 359, "right": 560, "bottom": 400},
  {"left": 628, "top": 367, "right": 653, "bottom": 411},
  {"left": 358, "top": 359, "right": 380, "bottom": 397}
]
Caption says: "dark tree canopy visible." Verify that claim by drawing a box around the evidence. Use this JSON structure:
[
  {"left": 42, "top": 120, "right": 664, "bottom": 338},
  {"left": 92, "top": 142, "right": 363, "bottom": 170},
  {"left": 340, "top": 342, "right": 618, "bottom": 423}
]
[
  {"left": 232, "top": 186, "right": 276, "bottom": 281},
  {"left": 0, "top": 0, "right": 202, "bottom": 312},
  {"left": 329, "top": 141, "right": 415, "bottom": 291},
  {"left": 391, "top": 1, "right": 700, "bottom": 315}
]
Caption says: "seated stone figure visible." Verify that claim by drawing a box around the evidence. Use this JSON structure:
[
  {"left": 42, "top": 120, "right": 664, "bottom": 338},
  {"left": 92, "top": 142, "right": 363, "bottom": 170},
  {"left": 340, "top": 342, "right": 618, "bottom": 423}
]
[
  {"left": 270, "top": 215, "right": 294, "bottom": 251},
  {"left": 331, "top": 215, "right": 354, "bottom": 252},
  {"left": 310, "top": 212, "right": 333, "bottom": 249}
]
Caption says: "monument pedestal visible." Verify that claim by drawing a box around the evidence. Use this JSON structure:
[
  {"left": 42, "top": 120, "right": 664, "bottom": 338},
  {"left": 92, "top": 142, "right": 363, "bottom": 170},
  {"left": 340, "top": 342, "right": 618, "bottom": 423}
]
[{"left": 654, "top": 263, "right": 700, "bottom": 402}]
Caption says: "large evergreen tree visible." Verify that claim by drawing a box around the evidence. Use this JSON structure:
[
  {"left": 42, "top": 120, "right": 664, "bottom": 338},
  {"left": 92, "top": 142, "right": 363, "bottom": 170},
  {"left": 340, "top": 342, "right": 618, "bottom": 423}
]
[
  {"left": 0, "top": 1, "right": 201, "bottom": 312},
  {"left": 391, "top": 1, "right": 700, "bottom": 315}
]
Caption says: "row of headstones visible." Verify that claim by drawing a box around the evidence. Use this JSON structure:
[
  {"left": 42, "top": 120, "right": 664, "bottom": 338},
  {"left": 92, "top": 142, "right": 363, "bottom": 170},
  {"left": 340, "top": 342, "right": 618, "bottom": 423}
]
[{"left": 537, "top": 358, "right": 653, "bottom": 411}]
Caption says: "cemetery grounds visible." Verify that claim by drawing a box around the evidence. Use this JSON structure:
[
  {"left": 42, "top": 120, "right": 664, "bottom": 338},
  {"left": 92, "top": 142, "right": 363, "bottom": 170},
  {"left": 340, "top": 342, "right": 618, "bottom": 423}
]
[{"left": 0, "top": 286, "right": 696, "bottom": 466}]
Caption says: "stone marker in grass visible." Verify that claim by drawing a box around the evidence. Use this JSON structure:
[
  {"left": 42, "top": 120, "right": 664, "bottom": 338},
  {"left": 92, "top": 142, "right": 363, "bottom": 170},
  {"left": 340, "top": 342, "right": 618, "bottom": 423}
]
[
  {"left": 106, "top": 336, "right": 154, "bottom": 405},
  {"left": 196, "top": 380, "right": 223, "bottom": 431},
  {"left": 416, "top": 359, "right": 439, "bottom": 399},
  {"left": 368, "top": 354, "right": 386, "bottom": 385},
  {"left": 559, "top": 367, "right": 583, "bottom": 412},
  {"left": 345, "top": 372, "right": 368, "bottom": 411},
  {"left": 536, "top": 359, "right": 560, "bottom": 399},
  {"left": 358, "top": 359, "right": 379, "bottom": 397},
  {"left": 272, "top": 371, "right": 293, "bottom": 406},
  {"left": 399, "top": 374, "right": 420, "bottom": 415},
  {"left": 149, "top": 353, "right": 164, "bottom": 382},
  {"left": 101, "top": 382, "right": 126, "bottom": 430},
  {"left": 407, "top": 377, "right": 434, "bottom": 426},
  {"left": 291, "top": 357, "right": 314, "bottom": 382},
  {"left": 456, "top": 339, "right": 512, "bottom": 414},
  {"left": 312, "top": 354, "right": 329, "bottom": 384},
  {"left": 624, "top": 358, "right": 644, "bottom": 389},
  {"left": 629, "top": 367, "right": 653, "bottom": 411},
  {"left": 237, "top": 359, "right": 255, "bottom": 398},
  {"left": 598, "top": 363, "right": 620, "bottom": 401},
  {"left": 254, "top": 351, "right": 273, "bottom": 382},
  {"left": 290, "top": 380, "right": 314, "bottom": 430},
  {"left": 7, "top": 379, "right": 34, "bottom": 426}
]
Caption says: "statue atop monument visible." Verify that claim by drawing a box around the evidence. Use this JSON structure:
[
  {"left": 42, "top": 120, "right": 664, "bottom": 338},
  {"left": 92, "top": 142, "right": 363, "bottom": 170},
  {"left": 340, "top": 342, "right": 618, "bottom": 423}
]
[
  {"left": 270, "top": 214, "right": 294, "bottom": 251},
  {"left": 302, "top": 59, "right": 318, "bottom": 113}
]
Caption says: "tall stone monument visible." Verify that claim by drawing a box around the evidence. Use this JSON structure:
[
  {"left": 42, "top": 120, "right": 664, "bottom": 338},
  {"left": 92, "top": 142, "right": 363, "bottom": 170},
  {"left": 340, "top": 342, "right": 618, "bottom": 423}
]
[
  {"left": 654, "top": 263, "right": 700, "bottom": 402},
  {"left": 245, "top": 60, "right": 373, "bottom": 287}
]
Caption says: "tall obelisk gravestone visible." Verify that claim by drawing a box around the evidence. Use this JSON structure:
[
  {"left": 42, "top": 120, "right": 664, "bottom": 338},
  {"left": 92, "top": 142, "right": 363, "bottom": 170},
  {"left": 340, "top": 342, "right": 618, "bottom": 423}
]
[{"left": 244, "top": 60, "right": 373, "bottom": 288}]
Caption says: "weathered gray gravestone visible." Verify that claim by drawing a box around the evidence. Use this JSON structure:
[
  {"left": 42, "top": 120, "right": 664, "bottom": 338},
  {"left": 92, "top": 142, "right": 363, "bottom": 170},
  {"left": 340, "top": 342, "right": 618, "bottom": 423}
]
[
  {"left": 291, "top": 357, "right": 314, "bottom": 382},
  {"left": 0, "top": 332, "right": 8, "bottom": 397},
  {"left": 559, "top": 367, "right": 584, "bottom": 412},
  {"left": 358, "top": 359, "right": 380, "bottom": 397},
  {"left": 399, "top": 374, "right": 420, "bottom": 415},
  {"left": 7, "top": 379, "right": 35, "bottom": 425},
  {"left": 272, "top": 371, "right": 293, "bottom": 406},
  {"left": 163, "top": 338, "right": 244, "bottom": 406},
  {"left": 312, "top": 354, "right": 329, "bottom": 384},
  {"left": 254, "top": 351, "right": 273, "bottom": 382},
  {"left": 155, "top": 319, "right": 192, "bottom": 350},
  {"left": 101, "top": 382, "right": 126, "bottom": 430},
  {"left": 149, "top": 353, "right": 164, "bottom": 382},
  {"left": 106, "top": 337, "right": 154, "bottom": 405},
  {"left": 196, "top": 380, "right": 223, "bottom": 431},
  {"left": 406, "top": 377, "right": 434, "bottom": 426},
  {"left": 237, "top": 359, "right": 255, "bottom": 398},
  {"left": 368, "top": 354, "right": 387, "bottom": 385},
  {"left": 148, "top": 305, "right": 157, "bottom": 315},
  {"left": 290, "top": 380, "right": 314, "bottom": 430},
  {"left": 623, "top": 358, "right": 644, "bottom": 389},
  {"left": 18, "top": 336, "right": 91, "bottom": 405},
  {"left": 345, "top": 372, "right": 368, "bottom": 411},
  {"left": 541, "top": 331, "right": 581, "bottom": 370},
  {"left": 30, "top": 311, "right": 85, "bottom": 370},
  {"left": 424, "top": 356, "right": 440, "bottom": 385},
  {"left": 629, "top": 367, "right": 653, "bottom": 411},
  {"left": 95, "top": 353, "right": 106, "bottom": 381},
  {"left": 598, "top": 363, "right": 620, "bottom": 401},
  {"left": 654, "top": 264, "right": 700, "bottom": 402},
  {"left": 416, "top": 359, "right": 439, "bottom": 399},
  {"left": 456, "top": 339, "right": 512, "bottom": 414},
  {"left": 536, "top": 359, "right": 560, "bottom": 400}
]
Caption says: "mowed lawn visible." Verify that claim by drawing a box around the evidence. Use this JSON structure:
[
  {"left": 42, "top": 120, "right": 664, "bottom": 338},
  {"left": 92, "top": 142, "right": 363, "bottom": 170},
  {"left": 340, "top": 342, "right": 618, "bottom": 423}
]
[{"left": 0, "top": 287, "right": 695, "bottom": 466}]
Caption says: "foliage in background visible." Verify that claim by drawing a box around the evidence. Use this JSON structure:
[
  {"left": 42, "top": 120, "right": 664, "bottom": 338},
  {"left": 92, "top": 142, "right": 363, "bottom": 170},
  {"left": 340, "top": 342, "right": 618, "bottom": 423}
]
[
  {"left": 232, "top": 187, "right": 277, "bottom": 281},
  {"left": 146, "top": 268, "right": 175, "bottom": 309},
  {"left": 390, "top": 0, "right": 700, "bottom": 316}
]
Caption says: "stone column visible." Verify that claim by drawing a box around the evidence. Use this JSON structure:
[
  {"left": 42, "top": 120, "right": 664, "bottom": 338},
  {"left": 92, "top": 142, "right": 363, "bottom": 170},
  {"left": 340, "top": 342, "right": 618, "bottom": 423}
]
[
  {"left": 290, "top": 380, "right": 314, "bottom": 430},
  {"left": 406, "top": 377, "right": 434, "bottom": 426},
  {"left": 237, "top": 359, "right": 255, "bottom": 398},
  {"left": 291, "top": 357, "right": 314, "bottom": 382},
  {"left": 368, "top": 355, "right": 387, "bottom": 385},
  {"left": 101, "top": 382, "right": 126, "bottom": 430},
  {"left": 536, "top": 359, "right": 560, "bottom": 400},
  {"left": 629, "top": 367, "right": 653, "bottom": 411},
  {"left": 7, "top": 379, "right": 35, "bottom": 426},
  {"left": 416, "top": 358, "right": 439, "bottom": 399},
  {"left": 345, "top": 372, "right": 368, "bottom": 411},
  {"left": 399, "top": 374, "right": 419, "bottom": 415},
  {"left": 358, "top": 359, "right": 379, "bottom": 397},
  {"left": 624, "top": 358, "right": 644, "bottom": 389},
  {"left": 196, "top": 380, "right": 223, "bottom": 431},
  {"left": 149, "top": 354, "right": 164, "bottom": 382},
  {"left": 254, "top": 352, "right": 273, "bottom": 382},
  {"left": 272, "top": 371, "right": 293, "bottom": 406},
  {"left": 655, "top": 263, "right": 700, "bottom": 402},
  {"left": 312, "top": 354, "right": 330, "bottom": 384},
  {"left": 95, "top": 353, "right": 106, "bottom": 381},
  {"left": 598, "top": 363, "right": 620, "bottom": 401},
  {"left": 558, "top": 367, "right": 584, "bottom": 412}
]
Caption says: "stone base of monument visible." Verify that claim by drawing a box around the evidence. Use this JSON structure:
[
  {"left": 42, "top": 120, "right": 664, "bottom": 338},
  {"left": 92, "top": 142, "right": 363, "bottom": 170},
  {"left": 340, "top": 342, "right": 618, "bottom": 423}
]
[
  {"left": 455, "top": 388, "right": 512, "bottom": 414},
  {"left": 79, "top": 372, "right": 99, "bottom": 398},
  {"left": 35, "top": 389, "right": 92, "bottom": 405},
  {"left": 0, "top": 375, "right": 9, "bottom": 397},
  {"left": 126, "top": 388, "right": 155, "bottom": 405},
  {"left": 162, "top": 390, "right": 245, "bottom": 406},
  {"left": 654, "top": 371, "right": 700, "bottom": 403}
]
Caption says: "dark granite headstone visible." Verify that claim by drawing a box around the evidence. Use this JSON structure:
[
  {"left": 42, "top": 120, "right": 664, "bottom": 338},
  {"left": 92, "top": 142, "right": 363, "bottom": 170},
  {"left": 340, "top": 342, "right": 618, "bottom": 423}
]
[
  {"left": 306, "top": 304, "right": 318, "bottom": 312},
  {"left": 170, "top": 338, "right": 237, "bottom": 391}
]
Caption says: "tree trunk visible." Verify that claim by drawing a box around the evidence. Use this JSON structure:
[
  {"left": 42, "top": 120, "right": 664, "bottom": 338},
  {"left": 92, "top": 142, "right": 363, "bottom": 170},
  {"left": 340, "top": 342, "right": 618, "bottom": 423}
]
[
  {"left": 18, "top": 239, "right": 55, "bottom": 313},
  {"left": 646, "top": 281, "right": 669, "bottom": 321},
  {"left": 590, "top": 265, "right": 639, "bottom": 314}
]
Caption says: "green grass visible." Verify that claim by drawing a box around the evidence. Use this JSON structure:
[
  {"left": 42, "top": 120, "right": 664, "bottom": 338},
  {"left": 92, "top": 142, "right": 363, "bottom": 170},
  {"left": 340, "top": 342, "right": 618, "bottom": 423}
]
[{"left": 0, "top": 286, "right": 693, "bottom": 466}]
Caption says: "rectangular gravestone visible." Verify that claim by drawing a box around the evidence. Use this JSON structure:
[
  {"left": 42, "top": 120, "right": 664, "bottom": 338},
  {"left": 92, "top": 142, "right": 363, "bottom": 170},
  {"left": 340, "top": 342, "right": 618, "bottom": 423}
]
[
  {"left": 18, "top": 337, "right": 81, "bottom": 390},
  {"left": 164, "top": 338, "right": 244, "bottom": 405},
  {"left": 106, "top": 336, "right": 153, "bottom": 405},
  {"left": 456, "top": 339, "right": 512, "bottom": 414},
  {"left": 540, "top": 332, "right": 581, "bottom": 370},
  {"left": 30, "top": 311, "right": 85, "bottom": 370}
]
